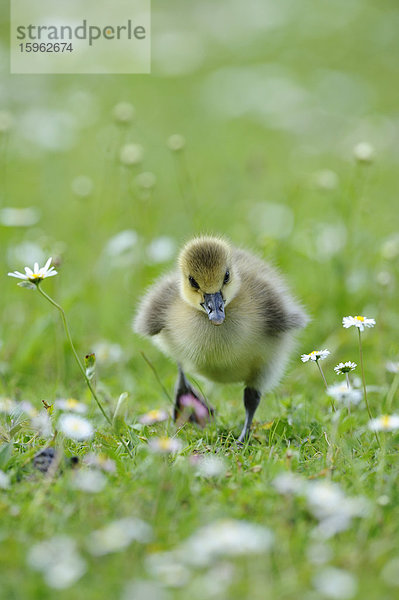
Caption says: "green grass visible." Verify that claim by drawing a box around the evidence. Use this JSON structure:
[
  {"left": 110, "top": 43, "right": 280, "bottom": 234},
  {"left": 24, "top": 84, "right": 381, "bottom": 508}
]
[{"left": 1, "top": 0, "right": 399, "bottom": 598}]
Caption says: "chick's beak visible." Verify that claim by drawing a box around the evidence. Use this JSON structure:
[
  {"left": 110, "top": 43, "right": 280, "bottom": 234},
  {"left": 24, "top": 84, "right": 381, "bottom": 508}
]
[{"left": 202, "top": 292, "right": 225, "bottom": 325}]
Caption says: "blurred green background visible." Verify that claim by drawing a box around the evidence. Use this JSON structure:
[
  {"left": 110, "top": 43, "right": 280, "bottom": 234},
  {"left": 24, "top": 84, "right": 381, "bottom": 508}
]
[
  {"left": 1, "top": 0, "right": 398, "bottom": 401},
  {"left": 1, "top": 1, "right": 399, "bottom": 599}
]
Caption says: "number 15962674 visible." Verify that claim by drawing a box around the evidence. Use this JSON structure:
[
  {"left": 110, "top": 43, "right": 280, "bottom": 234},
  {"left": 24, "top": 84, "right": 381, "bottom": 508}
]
[{"left": 19, "top": 43, "right": 73, "bottom": 52}]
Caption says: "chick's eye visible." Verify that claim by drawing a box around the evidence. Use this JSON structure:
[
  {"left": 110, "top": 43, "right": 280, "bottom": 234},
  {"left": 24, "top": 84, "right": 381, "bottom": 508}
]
[
  {"left": 189, "top": 276, "right": 199, "bottom": 289},
  {"left": 223, "top": 270, "right": 230, "bottom": 284}
]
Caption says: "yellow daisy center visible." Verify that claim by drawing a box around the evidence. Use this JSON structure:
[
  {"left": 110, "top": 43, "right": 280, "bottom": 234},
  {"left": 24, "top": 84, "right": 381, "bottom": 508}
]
[
  {"left": 67, "top": 398, "right": 79, "bottom": 408},
  {"left": 355, "top": 315, "right": 365, "bottom": 321},
  {"left": 158, "top": 437, "right": 171, "bottom": 450},
  {"left": 381, "top": 415, "right": 391, "bottom": 428},
  {"left": 148, "top": 410, "right": 160, "bottom": 419}
]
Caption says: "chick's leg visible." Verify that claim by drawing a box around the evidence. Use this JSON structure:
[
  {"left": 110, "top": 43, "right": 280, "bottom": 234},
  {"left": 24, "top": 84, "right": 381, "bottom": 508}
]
[
  {"left": 174, "top": 366, "right": 214, "bottom": 428},
  {"left": 238, "top": 387, "right": 261, "bottom": 442}
]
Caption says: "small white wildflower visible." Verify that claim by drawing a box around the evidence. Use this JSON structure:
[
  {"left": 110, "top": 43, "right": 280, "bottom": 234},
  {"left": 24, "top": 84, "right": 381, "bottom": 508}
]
[
  {"left": 135, "top": 171, "right": 157, "bottom": 189},
  {"left": 55, "top": 398, "right": 87, "bottom": 414},
  {"left": 353, "top": 141, "right": 375, "bottom": 164},
  {"left": 0, "top": 470, "right": 10, "bottom": 489},
  {"left": 178, "top": 520, "right": 273, "bottom": 567},
  {"left": 139, "top": 409, "right": 169, "bottom": 425},
  {"left": 334, "top": 362, "right": 357, "bottom": 375},
  {"left": 8, "top": 257, "right": 57, "bottom": 286},
  {"left": 148, "top": 437, "right": 182, "bottom": 454},
  {"left": 71, "top": 175, "right": 93, "bottom": 197},
  {"left": 122, "top": 580, "right": 170, "bottom": 600},
  {"left": 104, "top": 230, "right": 138, "bottom": 259},
  {"left": 167, "top": 134, "right": 185, "bottom": 151},
  {"left": 83, "top": 453, "right": 116, "bottom": 473},
  {"left": 313, "top": 169, "right": 339, "bottom": 191},
  {"left": 301, "top": 349, "right": 330, "bottom": 362},
  {"left": 147, "top": 236, "right": 176, "bottom": 264},
  {"left": 145, "top": 552, "right": 190, "bottom": 588},
  {"left": 381, "top": 557, "right": 399, "bottom": 587},
  {"left": 27, "top": 536, "right": 86, "bottom": 590},
  {"left": 119, "top": 143, "right": 143, "bottom": 166},
  {"left": 7, "top": 241, "right": 45, "bottom": 268},
  {"left": 377, "top": 495, "right": 390, "bottom": 506},
  {"left": 306, "top": 481, "right": 368, "bottom": 538},
  {"left": 313, "top": 567, "right": 357, "bottom": 599},
  {"left": 72, "top": 469, "right": 107, "bottom": 493},
  {"left": 58, "top": 414, "right": 93, "bottom": 441},
  {"left": 376, "top": 271, "right": 392, "bottom": 287},
  {"left": 0, "top": 207, "right": 40, "bottom": 227},
  {"left": 0, "top": 397, "right": 17, "bottom": 414},
  {"left": 386, "top": 361, "right": 399, "bottom": 374},
  {"left": 272, "top": 472, "right": 306, "bottom": 495},
  {"left": 381, "top": 235, "right": 399, "bottom": 260},
  {"left": 92, "top": 340, "right": 124, "bottom": 366},
  {"left": 87, "top": 518, "right": 152, "bottom": 556},
  {"left": 342, "top": 315, "right": 375, "bottom": 332},
  {"left": 327, "top": 384, "right": 362, "bottom": 407},
  {"left": 368, "top": 415, "right": 399, "bottom": 432},
  {"left": 113, "top": 102, "right": 135, "bottom": 123},
  {"left": 31, "top": 412, "right": 52, "bottom": 438},
  {"left": 195, "top": 455, "right": 226, "bottom": 478}
]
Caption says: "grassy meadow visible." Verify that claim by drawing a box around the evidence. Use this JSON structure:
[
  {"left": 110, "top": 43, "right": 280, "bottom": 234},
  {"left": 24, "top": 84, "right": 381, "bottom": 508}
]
[{"left": 1, "top": 0, "right": 399, "bottom": 598}]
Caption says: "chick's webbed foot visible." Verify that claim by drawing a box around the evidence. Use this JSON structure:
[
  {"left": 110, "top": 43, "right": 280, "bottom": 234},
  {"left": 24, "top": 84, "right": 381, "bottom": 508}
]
[{"left": 174, "top": 368, "right": 214, "bottom": 428}]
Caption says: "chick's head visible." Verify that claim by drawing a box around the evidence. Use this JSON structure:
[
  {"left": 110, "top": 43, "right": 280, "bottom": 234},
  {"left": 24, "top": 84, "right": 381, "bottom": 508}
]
[{"left": 178, "top": 237, "right": 240, "bottom": 324}]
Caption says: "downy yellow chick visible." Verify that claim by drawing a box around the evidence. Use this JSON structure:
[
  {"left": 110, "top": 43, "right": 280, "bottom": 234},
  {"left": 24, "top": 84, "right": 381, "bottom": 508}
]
[{"left": 134, "top": 236, "right": 307, "bottom": 441}]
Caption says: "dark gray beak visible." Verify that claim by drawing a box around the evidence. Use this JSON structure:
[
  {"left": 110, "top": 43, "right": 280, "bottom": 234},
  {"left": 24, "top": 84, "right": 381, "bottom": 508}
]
[{"left": 202, "top": 292, "right": 225, "bottom": 325}]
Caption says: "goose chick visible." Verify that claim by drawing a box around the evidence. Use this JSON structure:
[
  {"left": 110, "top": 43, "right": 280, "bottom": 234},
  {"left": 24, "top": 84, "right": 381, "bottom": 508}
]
[{"left": 134, "top": 236, "right": 307, "bottom": 441}]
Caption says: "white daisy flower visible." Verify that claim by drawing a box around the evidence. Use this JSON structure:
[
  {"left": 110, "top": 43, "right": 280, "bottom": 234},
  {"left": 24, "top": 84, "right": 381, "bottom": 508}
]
[
  {"left": 301, "top": 349, "right": 330, "bottom": 362},
  {"left": 0, "top": 397, "right": 17, "bottom": 414},
  {"left": 113, "top": 102, "right": 135, "bottom": 123},
  {"left": 368, "top": 415, "right": 399, "bottom": 432},
  {"left": 72, "top": 469, "right": 107, "bottom": 493},
  {"left": 272, "top": 472, "right": 306, "bottom": 495},
  {"left": 167, "top": 134, "right": 185, "bottom": 151},
  {"left": 139, "top": 409, "right": 169, "bottom": 425},
  {"left": 342, "top": 315, "right": 375, "bottom": 332},
  {"left": 83, "top": 453, "right": 116, "bottom": 473},
  {"left": 119, "top": 143, "right": 143, "bottom": 166},
  {"left": 87, "top": 518, "right": 152, "bottom": 556},
  {"left": 148, "top": 436, "right": 182, "bottom": 454},
  {"left": 313, "top": 567, "right": 358, "bottom": 599},
  {"left": 55, "top": 398, "right": 87, "bottom": 414},
  {"left": 195, "top": 455, "right": 226, "bottom": 479},
  {"left": 353, "top": 141, "right": 375, "bottom": 164},
  {"left": 8, "top": 257, "right": 57, "bottom": 286},
  {"left": 177, "top": 520, "right": 273, "bottom": 567},
  {"left": 0, "top": 470, "right": 10, "bottom": 489},
  {"left": 58, "top": 414, "right": 94, "bottom": 441},
  {"left": 386, "top": 361, "right": 399, "bottom": 374},
  {"left": 334, "top": 362, "right": 357, "bottom": 375},
  {"left": 327, "top": 383, "right": 362, "bottom": 407},
  {"left": 27, "top": 535, "right": 86, "bottom": 590}
]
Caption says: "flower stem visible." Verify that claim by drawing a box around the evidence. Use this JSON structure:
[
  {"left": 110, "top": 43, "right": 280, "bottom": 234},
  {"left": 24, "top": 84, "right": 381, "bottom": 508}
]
[
  {"left": 37, "top": 284, "right": 133, "bottom": 457},
  {"left": 316, "top": 360, "right": 334, "bottom": 411},
  {"left": 346, "top": 373, "right": 350, "bottom": 390},
  {"left": 358, "top": 329, "right": 380, "bottom": 448},
  {"left": 37, "top": 284, "right": 111, "bottom": 424},
  {"left": 316, "top": 360, "right": 328, "bottom": 390}
]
